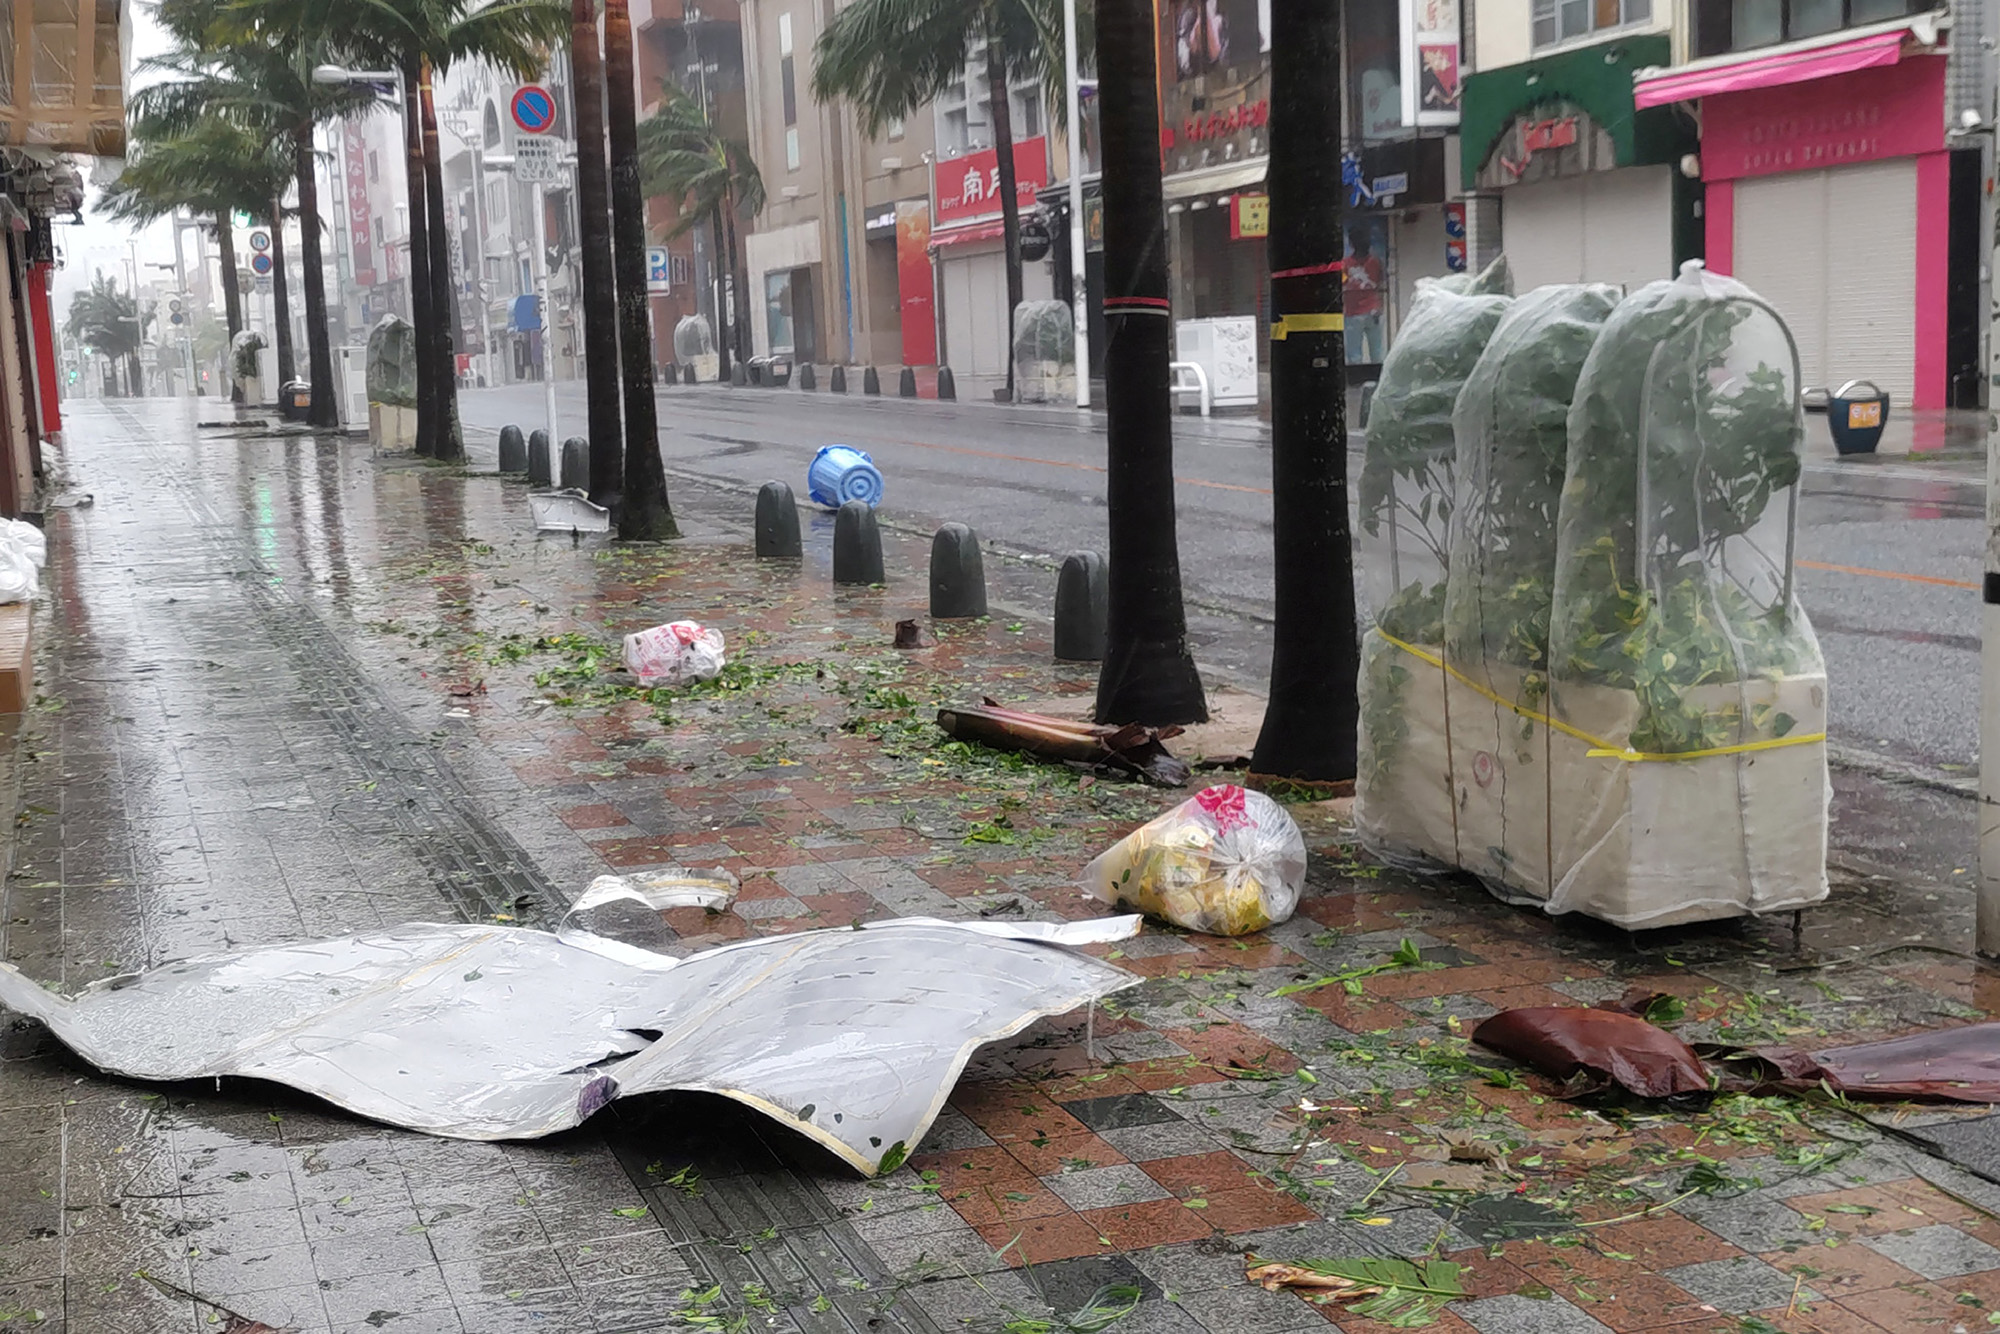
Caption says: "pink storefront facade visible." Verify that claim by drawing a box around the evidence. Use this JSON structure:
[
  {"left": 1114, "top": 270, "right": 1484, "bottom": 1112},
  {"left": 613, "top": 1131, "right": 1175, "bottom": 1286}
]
[{"left": 1701, "top": 54, "right": 1947, "bottom": 407}]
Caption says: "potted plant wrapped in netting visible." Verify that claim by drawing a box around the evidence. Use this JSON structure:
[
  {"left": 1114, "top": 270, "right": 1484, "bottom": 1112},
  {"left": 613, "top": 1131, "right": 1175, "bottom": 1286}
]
[
  {"left": 365, "top": 315, "right": 418, "bottom": 449},
  {"left": 1353, "top": 257, "right": 1511, "bottom": 865},
  {"left": 1443, "top": 283, "right": 1621, "bottom": 902},
  {"left": 1544, "top": 261, "right": 1829, "bottom": 927},
  {"left": 1013, "top": 300, "right": 1074, "bottom": 404}
]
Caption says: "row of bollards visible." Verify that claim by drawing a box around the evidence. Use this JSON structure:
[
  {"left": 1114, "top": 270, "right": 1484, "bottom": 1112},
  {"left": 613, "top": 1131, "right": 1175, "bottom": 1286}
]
[
  {"left": 750, "top": 479, "right": 1104, "bottom": 659},
  {"left": 712, "top": 362, "right": 958, "bottom": 401},
  {"left": 498, "top": 423, "right": 589, "bottom": 493}
]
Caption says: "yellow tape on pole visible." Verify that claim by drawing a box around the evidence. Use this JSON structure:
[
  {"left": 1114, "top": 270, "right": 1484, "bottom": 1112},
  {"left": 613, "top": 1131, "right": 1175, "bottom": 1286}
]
[{"left": 1270, "top": 313, "right": 1344, "bottom": 340}]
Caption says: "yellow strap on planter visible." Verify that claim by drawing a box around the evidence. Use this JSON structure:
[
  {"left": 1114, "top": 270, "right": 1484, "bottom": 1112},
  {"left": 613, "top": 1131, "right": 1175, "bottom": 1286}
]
[
  {"left": 1375, "top": 630, "right": 1825, "bottom": 764},
  {"left": 1270, "top": 313, "right": 1344, "bottom": 340}
]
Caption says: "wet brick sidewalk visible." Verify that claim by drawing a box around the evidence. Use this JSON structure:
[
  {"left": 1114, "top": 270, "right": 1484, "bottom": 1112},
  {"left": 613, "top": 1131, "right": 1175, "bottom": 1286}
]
[{"left": 0, "top": 400, "right": 1998, "bottom": 1333}]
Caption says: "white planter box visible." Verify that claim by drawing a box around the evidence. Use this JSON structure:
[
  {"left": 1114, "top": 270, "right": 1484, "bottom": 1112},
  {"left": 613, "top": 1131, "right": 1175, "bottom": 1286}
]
[
  {"left": 1354, "top": 630, "right": 1459, "bottom": 869},
  {"left": 1446, "top": 660, "right": 1553, "bottom": 905},
  {"left": 370, "top": 403, "right": 416, "bottom": 450},
  {"left": 1544, "top": 674, "right": 1831, "bottom": 928}
]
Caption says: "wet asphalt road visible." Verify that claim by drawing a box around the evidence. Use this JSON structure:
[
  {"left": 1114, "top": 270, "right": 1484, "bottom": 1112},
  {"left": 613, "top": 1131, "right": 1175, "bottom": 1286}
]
[{"left": 457, "top": 380, "right": 1986, "bottom": 781}]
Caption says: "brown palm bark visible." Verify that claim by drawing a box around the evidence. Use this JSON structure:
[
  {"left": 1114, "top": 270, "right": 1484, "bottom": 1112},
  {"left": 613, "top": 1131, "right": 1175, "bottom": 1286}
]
[
  {"left": 294, "top": 126, "right": 339, "bottom": 428},
  {"left": 268, "top": 198, "right": 297, "bottom": 388},
  {"left": 982, "top": 32, "right": 1023, "bottom": 403},
  {"left": 216, "top": 218, "right": 243, "bottom": 403},
  {"left": 606, "top": 0, "right": 673, "bottom": 534},
  {"left": 1092, "top": 0, "right": 1206, "bottom": 726},
  {"left": 1249, "top": 0, "right": 1355, "bottom": 784},
  {"left": 420, "top": 59, "right": 464, "bottom": 462},
  {"left": 403, "top": 59, "right": 436, "bottom": 455},
  {"left": 569, "top": 0, "right": 624, "bottom": 474}
]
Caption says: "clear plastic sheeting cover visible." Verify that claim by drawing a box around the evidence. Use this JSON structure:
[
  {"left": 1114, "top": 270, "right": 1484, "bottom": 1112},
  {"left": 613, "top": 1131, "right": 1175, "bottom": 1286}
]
[
  {"left": 673, "top": 313, "right": 715, "bottom": 362},
  {"left": 365, "top": 316, "right": 417, "bottom": 408},
  {"left": 1444, "top": 284, "right": 1620, "bottom": 899},
  {"left": 0, "top": 913, "right": 1142, "bottom": 1175},
  {"left": 1353, "top": 256, "right": 1511, "bottom": 867},
  {"left": 1546, "top": 261, "right": 1829, "bottom": 926},
  {"left": 1013, "top": 299, "right": 1075, "bottom": 367}
]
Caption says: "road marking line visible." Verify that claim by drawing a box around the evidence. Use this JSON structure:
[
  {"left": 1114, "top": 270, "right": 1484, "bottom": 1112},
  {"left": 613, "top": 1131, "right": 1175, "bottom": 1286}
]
[{"left": 1796, "top": 559, "right": 1980, "bottom": 591}]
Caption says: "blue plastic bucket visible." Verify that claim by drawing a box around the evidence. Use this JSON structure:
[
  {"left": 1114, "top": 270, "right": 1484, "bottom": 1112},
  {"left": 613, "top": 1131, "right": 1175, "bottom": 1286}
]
[{"left": 808, "top": 445, "right": 884, "bottom": 509}]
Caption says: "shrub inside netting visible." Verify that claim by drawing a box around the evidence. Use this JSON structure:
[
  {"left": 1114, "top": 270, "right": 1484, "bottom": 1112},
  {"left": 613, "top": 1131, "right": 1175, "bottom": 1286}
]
[
  {"left": 1013, "top": 299, "right": 1074, "bottom": 367},
  {"left": 673, "top": 314, "right": 715, "bottom": 362},
  {"left": 365, "top": 316, "right": 417, "bottom": 407}
]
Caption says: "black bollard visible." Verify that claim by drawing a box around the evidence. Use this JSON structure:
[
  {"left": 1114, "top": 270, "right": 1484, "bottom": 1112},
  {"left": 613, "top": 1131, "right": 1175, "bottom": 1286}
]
[
  {"left": 685, "top": 364, "right": 697, "bottom": 385},
  {"left": 898, "top": 366, "right": 918, "bottom": 398},
  {"left": 832, "top": 499, "right": 885, "bottom": 585},
  {"left": 560, "top": 436, "right": 590, "bottom": 491},
  {"left": 754, "top": 481, "right": 803, "bottom": 558},
  {"left": 800, "top": 362, "right": 817, "bottom": 391},
  {"left": 1054, "top": 552, "right": 1108, "bottom": 661},
  {"left": 527, "top": 429, "right": 554, "bottom": 487},
  {"left": 937, "top": 367, "right": 957, "bottom": 401},
  {"left": 498, "top": 424, "right": 527, "bottom": 474},
  {"left": 731, "top": 362, "right": 748, "bottom": 387},
  {"left": 830, "top": 365, "right": 848, "bottom": 394},
  {"left": 862, "top": 366, "right": 881, "bottom": 396},
  {"left": 929, "top": 523, "right": 987, "bottom": 619}
]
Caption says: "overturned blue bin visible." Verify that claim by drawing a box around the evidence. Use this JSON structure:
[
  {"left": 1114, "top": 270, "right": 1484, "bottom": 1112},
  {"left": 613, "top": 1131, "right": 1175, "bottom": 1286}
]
[{"left": 808, "top": 445, "right": 884, "bottom": 509}]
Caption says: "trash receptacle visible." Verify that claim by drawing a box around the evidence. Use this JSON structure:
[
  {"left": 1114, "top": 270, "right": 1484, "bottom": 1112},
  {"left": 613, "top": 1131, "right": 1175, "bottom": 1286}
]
[
  {"left": 764, "top": 356, "right": 792, "bottom": 388},
  {"left": 281, "top": 380, "right": 312, "bottom": 422},
  {"left": 1828, "top": 379, "right": 1889, "bottom": 456}
]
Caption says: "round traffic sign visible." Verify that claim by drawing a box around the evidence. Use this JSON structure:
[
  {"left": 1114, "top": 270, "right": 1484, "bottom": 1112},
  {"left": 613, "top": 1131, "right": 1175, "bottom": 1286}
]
[
  {"left": 250, "top": 252, "right": 273, "bottom": 276},
  {"left": 249, "top": 230, "right": 270, "bottom": 252},
  {"left": 511, "top": 85, "right": 557, "bottom": 134}
]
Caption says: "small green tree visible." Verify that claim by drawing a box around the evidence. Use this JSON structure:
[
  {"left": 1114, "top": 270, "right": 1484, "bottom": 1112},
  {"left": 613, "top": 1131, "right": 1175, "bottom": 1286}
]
[{"left": 66, "top": 275, "right": 151, "bottom": 396}]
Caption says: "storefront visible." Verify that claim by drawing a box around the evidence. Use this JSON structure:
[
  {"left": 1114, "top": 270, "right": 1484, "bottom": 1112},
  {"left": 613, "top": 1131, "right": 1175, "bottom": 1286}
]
[
  {"left": 1462, "top": 36, "right": 1698, "bottom": 295},
  {"left": 928, "top": 136, "right": 1053, "bottom": 380},
  {"left": 1637, "top": 19, "right": 1964, "bottom": 407},
  {"left": 1344, "top": 137, "right": 1454, "bottom": 376}
]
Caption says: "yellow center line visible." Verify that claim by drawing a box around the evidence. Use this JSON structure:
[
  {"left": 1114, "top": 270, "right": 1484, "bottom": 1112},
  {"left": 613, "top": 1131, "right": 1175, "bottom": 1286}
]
[{"left": 1796, "top": 559, "right": 1979, "bottom": 592}]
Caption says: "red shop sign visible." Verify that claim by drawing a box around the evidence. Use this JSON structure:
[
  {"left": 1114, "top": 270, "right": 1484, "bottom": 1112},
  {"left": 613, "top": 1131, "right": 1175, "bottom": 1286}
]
[{"left": 934, "top": 136, "right": 1051, "bottom": 228}]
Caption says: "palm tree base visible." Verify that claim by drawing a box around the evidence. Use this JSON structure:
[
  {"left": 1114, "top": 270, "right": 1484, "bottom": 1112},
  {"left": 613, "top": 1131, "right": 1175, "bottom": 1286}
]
[
  {"left": 617, "top": 501, "right": 681, "bottom": 542},
  {"left": 1094, "top": 640, "right": 1207, "bottom": 727}
]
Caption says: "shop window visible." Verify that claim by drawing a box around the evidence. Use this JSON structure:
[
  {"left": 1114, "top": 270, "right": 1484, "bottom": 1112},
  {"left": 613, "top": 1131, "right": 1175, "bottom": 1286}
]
[
  {"left": 1697, "top": 0, "right": 1923, "bottom": 55},
  {"left": 1533, "top": 0, "right": 1649, "bottom": 46}
]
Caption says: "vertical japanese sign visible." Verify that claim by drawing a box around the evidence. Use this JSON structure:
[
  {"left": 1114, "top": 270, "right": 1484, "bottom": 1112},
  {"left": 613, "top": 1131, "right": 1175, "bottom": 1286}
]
[
  {"left": 1401, "top": 0, "right": 1461, "bottom": 128},
  {"left": 344, "top": 124, "right": 376, "bottom": 287},
  {"left": 895, "top": 200, "right": 937, "bottom": 366}
]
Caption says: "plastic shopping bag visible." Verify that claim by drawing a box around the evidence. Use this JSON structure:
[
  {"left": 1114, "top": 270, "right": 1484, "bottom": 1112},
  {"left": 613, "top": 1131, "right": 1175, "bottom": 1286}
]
[
  {"left": 0, "top": 520, "right": 45, "bottom": 569},
  {"left": 1081, "top": 785, "right": 1307, "bottom": 936},
  {"left": 621, "top": 621, "right": 726, "bottom": 686}
]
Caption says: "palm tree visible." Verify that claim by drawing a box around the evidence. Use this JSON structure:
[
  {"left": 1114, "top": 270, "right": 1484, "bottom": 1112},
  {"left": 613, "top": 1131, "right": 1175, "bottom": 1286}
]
[
  {"left": 812, "top": 0, "right": 1071, "bottom": 400},
  {"left": 1092, "top": 0, "right": 1205, "bottom": 727},
  {"left": 603, "top": 0, "right": 671, "bottom": 537},
  {"left": 257, "top": 0, "right": 567, "bottom": 455},
  {"left": 637, "top": 82, "right": 764, "bottom": 382},
  {"left": 568, "top": 0, "right": 623, "bottom": 505},
  {"left": 136, "top": 0, "right": 377, "bottom": 428},
  {"left": 567, "top": 0, "right": 624, "bottom": 489},
  {"left": 1248, "top": 1, "right": 1354, "bottom": 785},
  {"left": 99, "top": 120, "right": 295, "bottom": 402},
  {"left": 66, "top": 275, "right": 151, "bottom": 396}
]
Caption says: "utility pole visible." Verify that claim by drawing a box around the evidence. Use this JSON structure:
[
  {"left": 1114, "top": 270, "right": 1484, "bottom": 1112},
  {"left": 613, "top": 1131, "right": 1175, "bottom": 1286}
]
[{"left": 171, "top": 214, "right": 197, "bottom": 397}]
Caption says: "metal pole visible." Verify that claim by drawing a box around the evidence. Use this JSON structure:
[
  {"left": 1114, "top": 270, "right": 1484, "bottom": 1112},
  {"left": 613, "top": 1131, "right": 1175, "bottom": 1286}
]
[
  {"left": 534, "top": 178, "right": 556, "bottom": 445},
  {"left": 1063, "top": 0, "right": 1090, "bottom": 410},
  {"left": 470, "top": 141, "right": 497, "bottom": 387},
  {"left": 1983, "top": 74, "right": 2000, "bottom": 959},
  {"left": 171, "top": 216, "right": 195, "bottom": 396}
]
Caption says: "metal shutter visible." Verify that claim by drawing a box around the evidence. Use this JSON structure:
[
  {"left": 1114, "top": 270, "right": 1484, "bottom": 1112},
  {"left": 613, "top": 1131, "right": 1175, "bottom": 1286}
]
[
  {"left": 1499, "top": 168, "right": 1674, "bottom": 295},
  {"left": 1732, "top": 159, "right": 1915, "bottom": 403}
]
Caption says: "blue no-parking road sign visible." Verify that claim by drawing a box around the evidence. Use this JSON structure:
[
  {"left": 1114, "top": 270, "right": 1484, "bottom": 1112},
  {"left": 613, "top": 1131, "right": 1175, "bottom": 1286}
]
[{"left": 511, "top": 85, "right": 557, "bottom": 135}]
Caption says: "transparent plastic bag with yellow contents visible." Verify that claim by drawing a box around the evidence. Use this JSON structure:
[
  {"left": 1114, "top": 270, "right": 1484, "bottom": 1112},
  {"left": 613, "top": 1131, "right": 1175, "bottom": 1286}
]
[{"left": 1082, "top": 785, "right": 1308, "bottom": 936}]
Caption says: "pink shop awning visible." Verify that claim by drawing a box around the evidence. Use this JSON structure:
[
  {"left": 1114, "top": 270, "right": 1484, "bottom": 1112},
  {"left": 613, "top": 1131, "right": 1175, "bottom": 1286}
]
[
  {"left": 1634, "top": 28, "right": 1911, "bottom": 108},
  {"left": 927, "top": 218, "right": 1008, "bottom": 251}
]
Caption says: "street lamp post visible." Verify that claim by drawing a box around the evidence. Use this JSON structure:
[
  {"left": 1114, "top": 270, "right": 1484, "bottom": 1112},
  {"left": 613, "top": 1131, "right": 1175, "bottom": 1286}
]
[{"left": 1062, "top": 0, "right": 1091, "bottom": 410}]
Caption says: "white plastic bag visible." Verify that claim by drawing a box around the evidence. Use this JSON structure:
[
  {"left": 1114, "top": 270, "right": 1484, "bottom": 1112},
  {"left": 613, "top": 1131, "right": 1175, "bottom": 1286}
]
[
  {"left": 0, "top": 539, "right": 37, "bottom": 604},
  {"left": 0, "top": 520, "right": 45, "bottom": 569},
  {"left": 1081, "top": 785, "right": 1307, "bottom": 936},
  {"left": 621, "top": 621, "right": 726, "bottom": 686}
]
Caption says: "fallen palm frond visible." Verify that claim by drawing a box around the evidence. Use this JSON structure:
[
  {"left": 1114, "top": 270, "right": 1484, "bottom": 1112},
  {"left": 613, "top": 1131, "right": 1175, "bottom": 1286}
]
[{"left": 935, "top": 698, "right": 1190, "bottom": 786}]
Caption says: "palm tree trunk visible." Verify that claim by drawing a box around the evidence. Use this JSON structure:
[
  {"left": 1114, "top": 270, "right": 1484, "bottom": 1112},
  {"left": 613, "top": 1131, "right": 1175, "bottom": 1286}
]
[
  {"left": 724, "top": 200, "right": 746, "bottom": 366},
  {"left": 404, "top": 60, "right": 437, "bottom": 456},
  {"left": 569, "top": 0, "right": 625, "bottom": 468},
  {"left": 420, "top": 59, "right": 464, "bottom": 462},
  {"left": 604, "top": 0, "right": 674, "bottom": 537},
  {"left": 983, "top": 33, "right": 1023, "bottom": 404},
  {"left": 710, "top": 206, "right": 731, "bottom": 380},
  {"left": 216, "top": 219, "right": 243, "bottom": 404},
  {"left": 294, "top": 126, "right": 339, "bottom": 429},
  {"left": 1092, "top": 0, "right": 1205, "bottom": 727},
  {"left": 269, "top": 200, "right": 297, "bottom": 388},
  {"left": 1248, "top": 0, "right": 1354, "bottom": 785}
]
